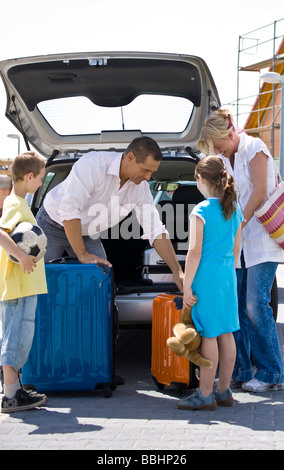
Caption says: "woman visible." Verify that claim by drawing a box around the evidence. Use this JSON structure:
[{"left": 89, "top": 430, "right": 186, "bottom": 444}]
[{"left": 198, "top": 108, "right": 284, "bottom": 393}]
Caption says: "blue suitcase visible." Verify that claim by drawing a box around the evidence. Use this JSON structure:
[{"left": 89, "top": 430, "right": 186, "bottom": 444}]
[{"left": 22, "top": 260, "right": 117, "bottom": 397}]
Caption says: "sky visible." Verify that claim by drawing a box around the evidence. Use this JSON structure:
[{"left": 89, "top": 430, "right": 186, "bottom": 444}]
[{"left": 0, "top": 0, "right": 283, "bottom": 159}]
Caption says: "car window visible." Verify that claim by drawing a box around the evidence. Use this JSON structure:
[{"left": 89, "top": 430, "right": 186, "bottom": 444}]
[
  {"left": 37, "top": 172, "right": 56, "bottom": 208},
  {"left": 37, "top": 94, "right": 194, "bottom": 135},
  {"left": 31, "top": 163, "right": 74, "bottom": 212},
  {"left": 152, "top": 182, "right": 198, "bottom": 204}
]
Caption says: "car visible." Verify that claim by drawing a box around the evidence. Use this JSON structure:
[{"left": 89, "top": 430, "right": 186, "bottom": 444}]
[{"left": 0, "top": 51, "right": 278, "bottom": 323}]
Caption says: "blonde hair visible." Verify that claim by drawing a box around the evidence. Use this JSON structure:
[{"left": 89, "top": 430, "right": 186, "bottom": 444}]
[
  {"left": 198, "top": 108, "right": 235, "bottom": 155},
  {"left": 12, "top": 151, "right": 46, "bottom": 183},
  {"left": 195, "top": 155, "right": 237, "bottom": 220}
]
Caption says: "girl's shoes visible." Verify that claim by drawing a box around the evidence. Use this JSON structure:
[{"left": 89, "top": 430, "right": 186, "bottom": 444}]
[
  {"left": 177, "top": 387, "right": 234, "bottom": 411},
  {"left": 177, "top": 388, "right": 217, "bottom": 411},
  {"left": 214, "top": 387, "right": 234, "bottom": 406}
]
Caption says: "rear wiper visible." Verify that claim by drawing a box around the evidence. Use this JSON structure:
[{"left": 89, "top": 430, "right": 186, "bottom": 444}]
[{"left": 184, "top": 146, "right": 200, "bottom": 162}]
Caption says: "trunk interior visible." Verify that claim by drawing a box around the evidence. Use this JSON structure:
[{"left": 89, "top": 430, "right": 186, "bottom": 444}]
[{"left": 101, "top": 210, "right": 189, "bottom": 296}]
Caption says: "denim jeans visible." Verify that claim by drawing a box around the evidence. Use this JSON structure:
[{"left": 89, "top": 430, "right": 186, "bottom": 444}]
[
  {"left": 0, "top": 295, "right": 37, "bottom": 372},
  {"left": 233, "top": 253, "right": 284, "bottom": 384},
  {"left": 36, "top": 206, "right": 107, "bottom": 262}
]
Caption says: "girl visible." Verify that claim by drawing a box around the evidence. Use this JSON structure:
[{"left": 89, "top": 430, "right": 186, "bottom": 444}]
[
  {"left": 198, "top": 109, "right": 284, "bottom": 393},
  {"left": 177, "top": 156, "right": 242, "bottom": 411}
]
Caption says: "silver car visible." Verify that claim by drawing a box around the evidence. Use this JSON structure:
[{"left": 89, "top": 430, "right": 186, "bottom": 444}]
[{"left": 1, "top": 51, "right": 261, "bottom": 324}]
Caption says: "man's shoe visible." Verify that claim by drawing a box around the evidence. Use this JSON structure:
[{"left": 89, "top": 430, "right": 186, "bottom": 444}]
[
  {"left": 1, "top": 388, "right": 47, "bottom": 413},
  {"left": 177, "top": 388, "right": 217, "bottom": 411},
  {"left": 230, "top": 379, "right": 244, "bottom": 389},
  {"left": 215, "top": 378, "right": 243, "bottom": 389}
]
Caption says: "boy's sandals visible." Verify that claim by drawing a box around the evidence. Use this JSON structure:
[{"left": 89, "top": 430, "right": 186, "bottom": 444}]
[{"left": 1, "top": 388, "right": 47, "bottom": 413}]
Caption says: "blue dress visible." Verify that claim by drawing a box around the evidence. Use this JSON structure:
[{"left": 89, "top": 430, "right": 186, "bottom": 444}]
[{"left": 190, "top": 198, "right": 242, "bottom": 338}]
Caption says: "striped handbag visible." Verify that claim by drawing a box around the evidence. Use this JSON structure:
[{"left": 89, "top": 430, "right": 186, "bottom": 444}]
[{"left": 254, "top": 180, "right": 284, "bottom": 249}]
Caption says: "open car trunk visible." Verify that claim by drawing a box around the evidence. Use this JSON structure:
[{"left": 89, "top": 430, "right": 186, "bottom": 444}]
[{"left": 0, "top": 51, "right": 222, "bottom": 324}]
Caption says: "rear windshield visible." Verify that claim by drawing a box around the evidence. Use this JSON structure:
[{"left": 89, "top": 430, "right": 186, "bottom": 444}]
[{"left": 37, "top": 94, "right": 194, "bottom": 135}]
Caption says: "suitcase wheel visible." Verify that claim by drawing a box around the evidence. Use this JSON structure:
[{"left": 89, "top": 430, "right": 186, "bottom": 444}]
[
  {"left": 152, "top": 375, "right": 165, "bottom": 391},
  {"left": 102, "top": 385, "right": 112, "bottom": 398},
  {"left": 170, "top": 382, "right": 188, "bottom": 396},
  {"left": 95, "top": 383, "right": 113, "bottom": 398}
]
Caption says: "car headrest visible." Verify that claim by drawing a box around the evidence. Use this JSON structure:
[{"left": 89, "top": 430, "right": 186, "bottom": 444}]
[{"left": 172, "top": 185, "right": 204, "bottom": 204}]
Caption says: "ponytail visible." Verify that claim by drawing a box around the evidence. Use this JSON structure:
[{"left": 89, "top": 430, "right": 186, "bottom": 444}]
[
  {"left": 220, "top": 171, "right": 237, "bottom": 220},
  {"left": 195, "top": 156, "right": 237, "bottom": 220}
]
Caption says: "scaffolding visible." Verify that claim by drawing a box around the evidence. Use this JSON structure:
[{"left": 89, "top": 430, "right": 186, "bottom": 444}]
[
  {"left": 230, "top": 19, "right": 284, "bottom": 158},
  {"left": 0, "top": 159, "right": 12, "bottom": 176}
]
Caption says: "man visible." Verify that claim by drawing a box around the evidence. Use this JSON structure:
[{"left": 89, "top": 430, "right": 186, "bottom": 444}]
[{"left": 37, "top": 136, "right": 183, "bottom": 291}]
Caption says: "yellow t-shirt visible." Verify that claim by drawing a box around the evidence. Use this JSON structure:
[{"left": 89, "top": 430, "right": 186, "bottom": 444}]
[{"left": 0, "top": 194, "right": 47, "bottom": 301}]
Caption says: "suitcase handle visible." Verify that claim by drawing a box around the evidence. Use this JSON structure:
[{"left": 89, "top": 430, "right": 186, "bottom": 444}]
[
  {"left": 173, "top": 296, "right": 183, "bottom": 310},
  {"left": 47, "top": 256, "right": 111, "bottom": 275},
  {"left": 48, "top": 256, "right": 78, "bottom": 264}
]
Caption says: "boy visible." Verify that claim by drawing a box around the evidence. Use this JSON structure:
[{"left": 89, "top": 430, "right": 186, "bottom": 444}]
[{"left": 0, "top": 151, "right": 47, "bottom": 412}]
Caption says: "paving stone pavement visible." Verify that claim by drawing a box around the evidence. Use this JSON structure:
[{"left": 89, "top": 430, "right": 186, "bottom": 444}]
[{"left": 1, "top": 265, "right": 284, "bottom": 451}]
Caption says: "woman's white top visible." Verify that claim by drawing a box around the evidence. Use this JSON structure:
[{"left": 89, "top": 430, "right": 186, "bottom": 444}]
[{"left": 222, "top": 132, "right": 284, "bottom": 268}]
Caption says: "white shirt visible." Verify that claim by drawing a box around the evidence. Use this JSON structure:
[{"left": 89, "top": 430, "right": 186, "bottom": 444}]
[
  {"left": 44, "top": 151, "right": 168, "bottom": 245},
  {"left": 222, "top": 132, "right": 284, "bottom": 268}
]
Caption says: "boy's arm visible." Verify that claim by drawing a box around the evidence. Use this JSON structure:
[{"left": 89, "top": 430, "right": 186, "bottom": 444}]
[{"left": 0, "top": 228, "right": 37, "bottom": 274}]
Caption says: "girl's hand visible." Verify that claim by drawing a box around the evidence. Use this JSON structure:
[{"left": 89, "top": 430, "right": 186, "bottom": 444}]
[{"left": 183, "top": 287, "right": 197, "bottom": 308}]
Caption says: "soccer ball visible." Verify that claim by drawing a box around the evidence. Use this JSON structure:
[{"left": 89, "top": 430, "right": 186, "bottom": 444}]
[{"left": 9, "top": 222, "right": 47, "bottom": 263}]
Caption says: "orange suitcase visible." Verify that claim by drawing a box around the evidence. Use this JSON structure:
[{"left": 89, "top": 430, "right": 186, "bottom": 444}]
[{"left": 151, "top": 293, "right": 199, "bottom": 394}]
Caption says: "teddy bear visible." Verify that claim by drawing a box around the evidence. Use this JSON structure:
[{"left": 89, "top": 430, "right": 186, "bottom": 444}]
[{"left": 166, "top": 305, "right": 213, "bottom": 369}]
